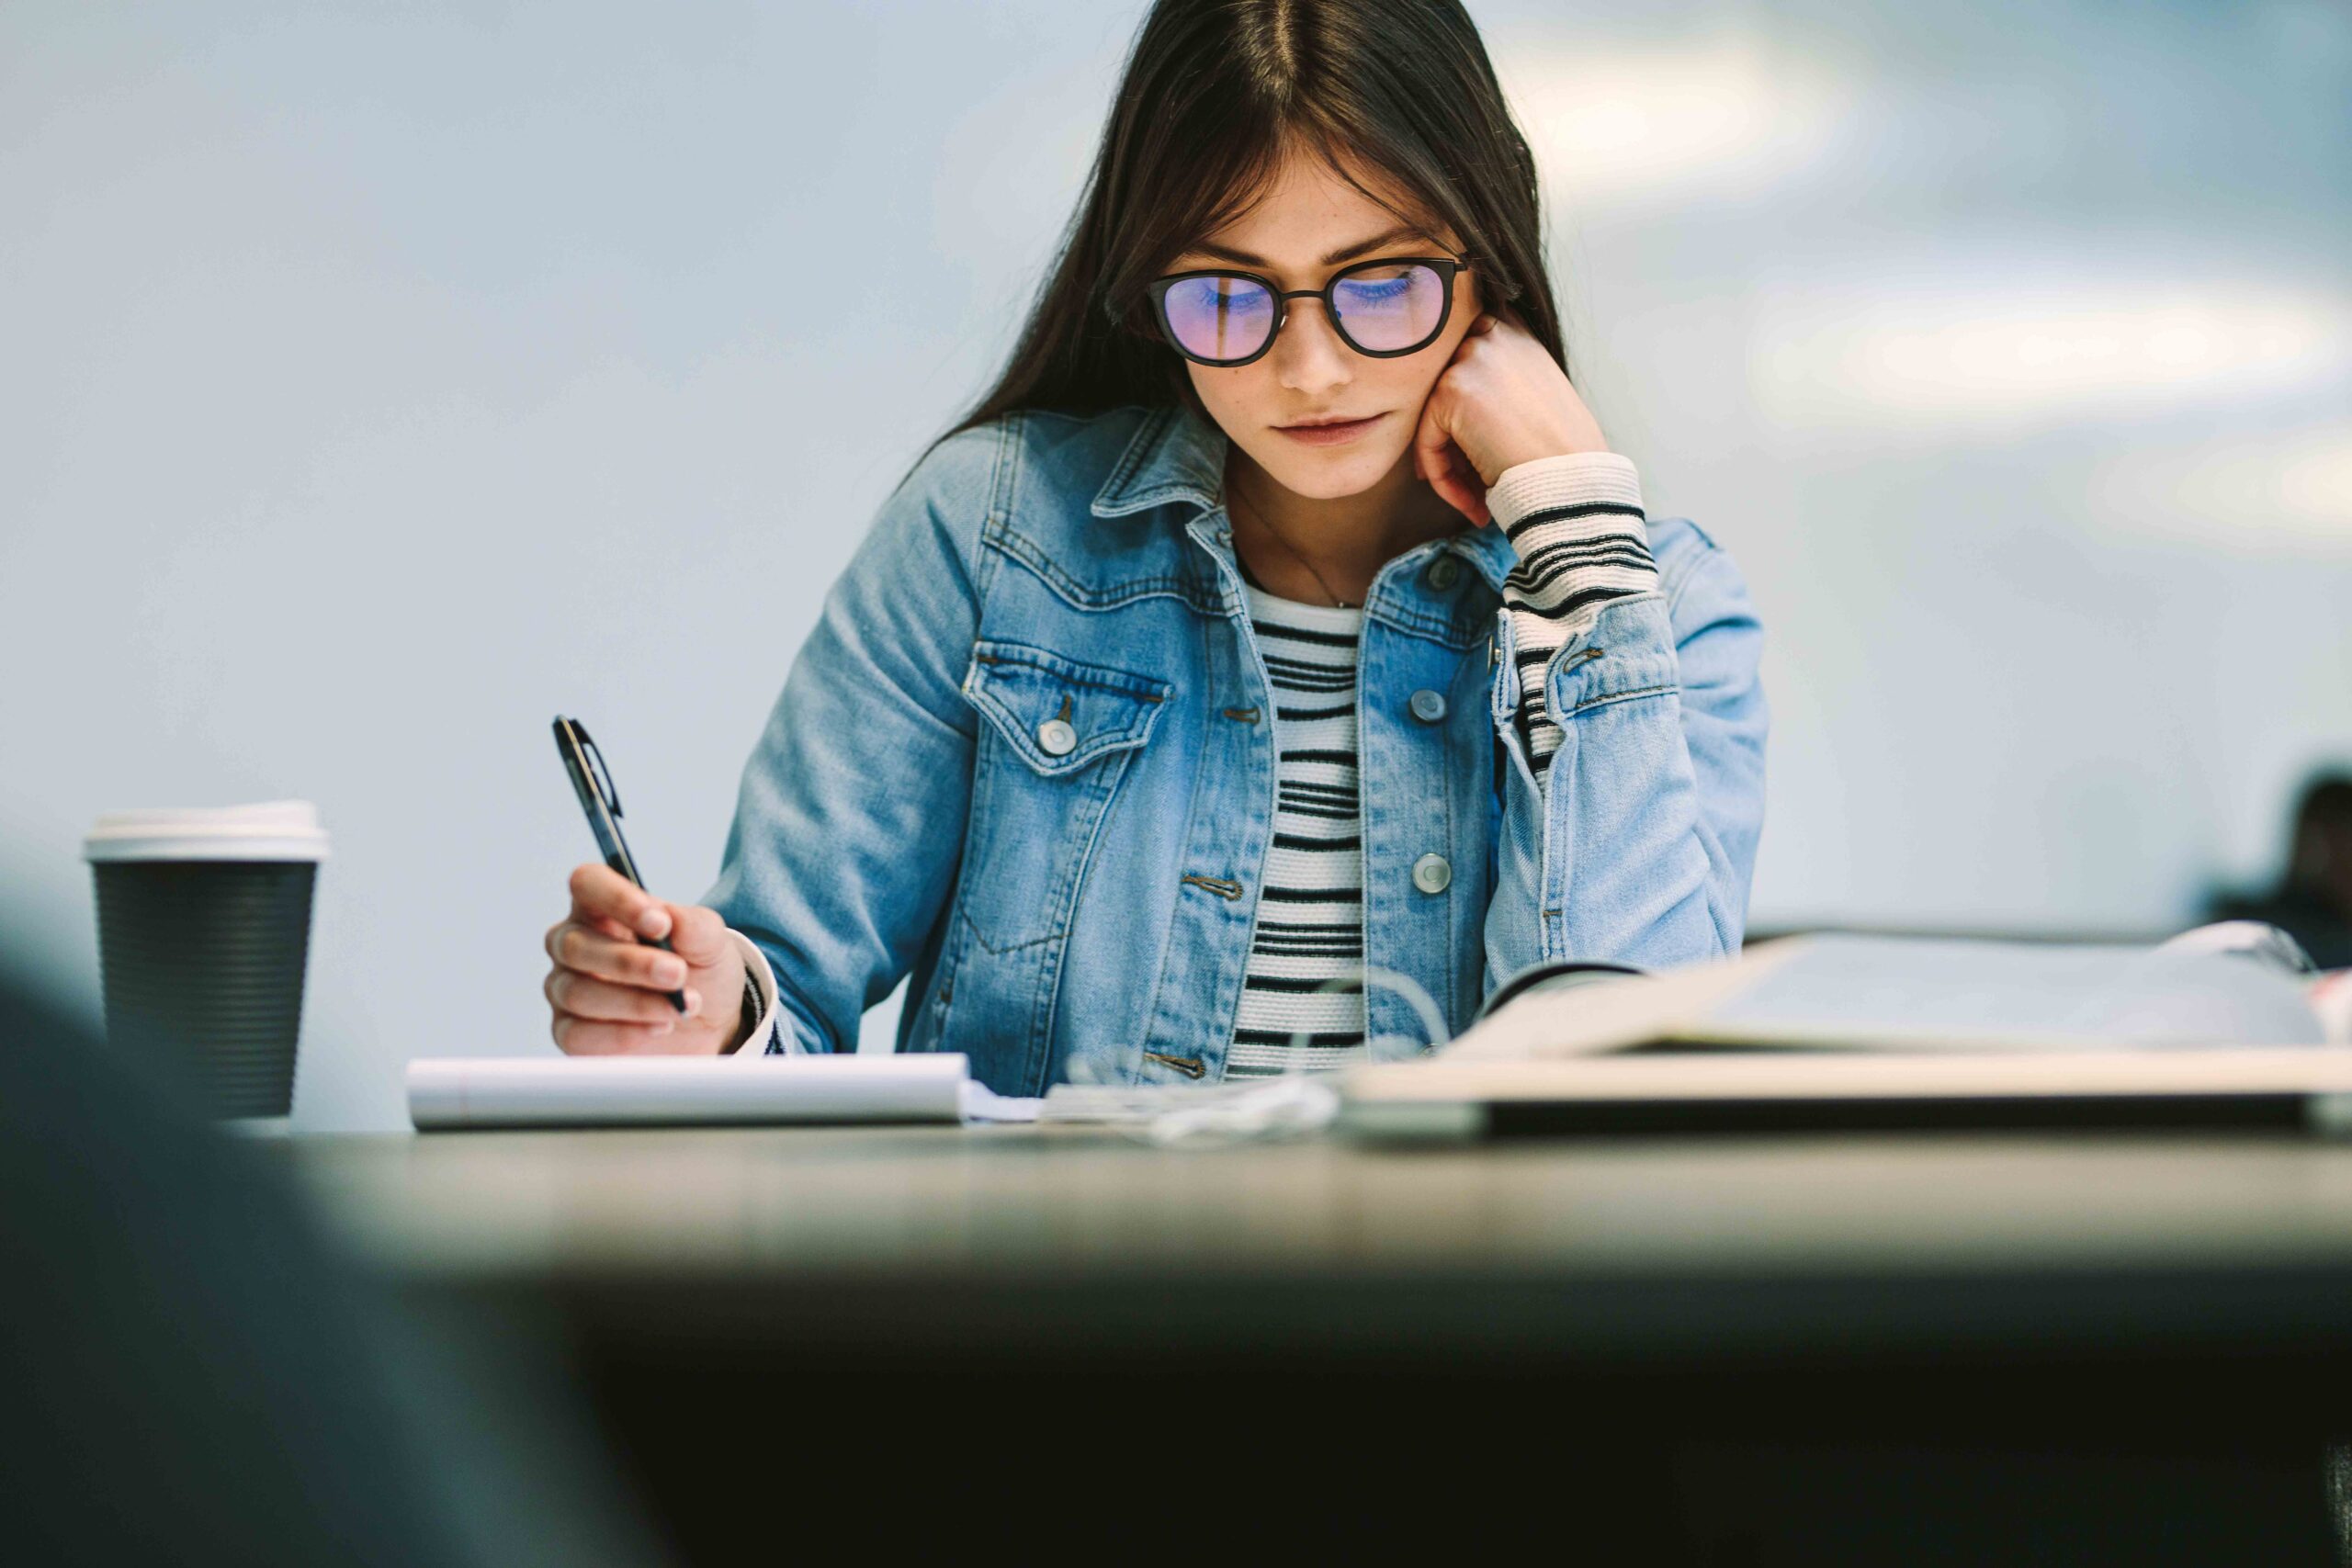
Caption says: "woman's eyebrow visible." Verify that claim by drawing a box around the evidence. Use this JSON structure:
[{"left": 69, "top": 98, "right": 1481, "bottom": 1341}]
[{"left": 1183, "top": 222, "right": 1434, "bottom": 270}]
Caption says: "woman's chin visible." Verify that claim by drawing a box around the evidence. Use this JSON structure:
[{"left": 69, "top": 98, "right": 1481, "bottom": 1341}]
[{"left": 1256, "top": 441, "right": 1401, "bottom": 501}]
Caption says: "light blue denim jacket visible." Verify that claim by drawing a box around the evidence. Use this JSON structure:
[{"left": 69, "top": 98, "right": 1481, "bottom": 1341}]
[{"left": 703, "top": 400, "right": 1769, "bottom": 1096}]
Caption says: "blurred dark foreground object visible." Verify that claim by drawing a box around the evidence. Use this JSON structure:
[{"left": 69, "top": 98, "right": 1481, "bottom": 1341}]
[{"left": 0, "top": 963, "right": 669, "bottom": 1568}]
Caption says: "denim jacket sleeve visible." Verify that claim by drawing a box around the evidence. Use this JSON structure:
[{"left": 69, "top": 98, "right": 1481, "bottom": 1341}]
[
  {"left": 700, "top": 425, "right": 1000, "bottom": 1055},
  {"left": 1480, "top": 457, "right": 1769, "bottom": 994}
]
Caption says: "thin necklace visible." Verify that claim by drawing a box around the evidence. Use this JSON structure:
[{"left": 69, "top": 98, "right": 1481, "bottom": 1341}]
[{"left": 1229, "top": 483, "right": 1355, "bottom": 609}]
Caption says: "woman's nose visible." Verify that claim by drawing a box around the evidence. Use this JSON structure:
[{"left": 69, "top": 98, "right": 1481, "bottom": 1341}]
[{"left": 1270, "top": 299, "right": 1352, "bottom": 393}]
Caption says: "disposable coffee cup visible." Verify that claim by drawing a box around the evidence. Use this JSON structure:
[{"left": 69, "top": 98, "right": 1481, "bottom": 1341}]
[{"left": 85, "top": 801, "right": 330, "bottom": 1123}]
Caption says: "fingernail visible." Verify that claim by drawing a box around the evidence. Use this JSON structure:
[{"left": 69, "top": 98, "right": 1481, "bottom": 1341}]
[
  {"left": 683, "top": 987, "right": 702, "bottom": 1016},
  {"left": 638, "top": 906, "right": 671, "bottom": 939}
]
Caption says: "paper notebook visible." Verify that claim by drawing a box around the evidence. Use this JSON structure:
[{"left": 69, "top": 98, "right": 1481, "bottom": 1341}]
[{"left": 406, "top": 1053, "right": 1041, "bottom": 1130}]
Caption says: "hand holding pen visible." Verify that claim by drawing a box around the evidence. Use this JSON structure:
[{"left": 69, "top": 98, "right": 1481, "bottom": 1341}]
[{"left": 541, "top": 717, "right": 752, "bottom": 1055}]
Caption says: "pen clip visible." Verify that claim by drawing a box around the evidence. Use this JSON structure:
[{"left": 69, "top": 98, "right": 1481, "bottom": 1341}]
[{"left": 572, "top": 719, "right": 624, "bottom": 818}]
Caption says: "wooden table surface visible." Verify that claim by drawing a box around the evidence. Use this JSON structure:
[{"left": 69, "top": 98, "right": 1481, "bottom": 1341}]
[
  {"left": 277, "top": 1123, "right": 2352, "bottom": 1564},
  {"left": 279, "top": 1123, "right": 2352, "bottom": 1365}
]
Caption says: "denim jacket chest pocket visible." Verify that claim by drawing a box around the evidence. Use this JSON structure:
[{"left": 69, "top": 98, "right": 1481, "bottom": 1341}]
[{"left": 954, "top": 637, "right": 1172, "bottom": 952}]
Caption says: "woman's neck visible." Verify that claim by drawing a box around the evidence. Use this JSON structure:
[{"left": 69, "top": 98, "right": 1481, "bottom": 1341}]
[{"left": 1223, "top": 447, "right": 1463, "bottom": 606}]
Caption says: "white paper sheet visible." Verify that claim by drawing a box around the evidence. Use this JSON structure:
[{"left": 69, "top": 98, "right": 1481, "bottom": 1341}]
[
  {"left": 407, "top": 1052, "right": 972, "bottom": 1130},
  {"left": 957, "top": 1081, "right": 1045, "bottom": 1122}
]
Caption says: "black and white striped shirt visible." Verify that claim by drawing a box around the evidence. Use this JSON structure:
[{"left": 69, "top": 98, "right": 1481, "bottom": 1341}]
[{"left": 1228, "top": 578, "right": 1371, "bottom": 1078}]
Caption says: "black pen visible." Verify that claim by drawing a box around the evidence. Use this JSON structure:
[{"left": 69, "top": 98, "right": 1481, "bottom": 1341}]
[{"left": 552, "top": 716, "right": 689, "bottom": 1014}]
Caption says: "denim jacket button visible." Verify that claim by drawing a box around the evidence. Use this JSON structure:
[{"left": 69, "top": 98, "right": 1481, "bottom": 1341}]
[
  {"left": 1408, "top": 688, "right": 1447, "bottom": 724},
  {"left": 1036, "top": 717, "right": 1077, "bottom": 756},
  {"left": 1411, "top": 852, "right": 1453, "bottom": 894},
  {"left": 1423, "top": 555, "right": 1462, "bottom": 592}
]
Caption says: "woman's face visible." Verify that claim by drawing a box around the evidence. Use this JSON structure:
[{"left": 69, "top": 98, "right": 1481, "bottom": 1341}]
[{"left": 1170, "top": 151, "right": 1482, "bottom": 502}]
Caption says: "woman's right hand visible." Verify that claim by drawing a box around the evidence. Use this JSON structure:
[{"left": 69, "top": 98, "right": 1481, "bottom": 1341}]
[{"left": 543, "top": 863, "right": 750, "bottom": 1055}]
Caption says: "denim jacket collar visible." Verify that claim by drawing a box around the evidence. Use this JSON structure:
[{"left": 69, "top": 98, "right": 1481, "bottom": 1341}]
[
  {"left": 1088, "top": 400, "right": 1520, "bottom": 599},
  {"left": 1089, "top": 402, "right": 1224, "bottom": 521}
]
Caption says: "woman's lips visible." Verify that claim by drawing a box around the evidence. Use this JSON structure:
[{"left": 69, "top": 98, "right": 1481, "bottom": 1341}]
[{"left": 1275, "top": 412, "right": 1384, "bottom": 446}]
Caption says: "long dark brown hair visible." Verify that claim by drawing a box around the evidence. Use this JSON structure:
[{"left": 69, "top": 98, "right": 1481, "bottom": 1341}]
[{"left": 904, "top": 0, "right": 1564, "bottom": 481}]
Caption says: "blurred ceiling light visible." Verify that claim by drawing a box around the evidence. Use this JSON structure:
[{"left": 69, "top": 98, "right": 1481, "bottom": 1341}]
[
  {"left": 2091, "top": 423, "right": 2352, "bottom": 555},
  {"left": 1751, "top": 282, "right": 2352, "bottom": 425},
  {"left": 1503, "top": 39, "right": 1854, "bottom": 209}
]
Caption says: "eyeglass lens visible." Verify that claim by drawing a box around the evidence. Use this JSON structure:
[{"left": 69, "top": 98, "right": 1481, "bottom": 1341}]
[{"left": 1160, "top": 263, "right": 1448, "bottom": 362}]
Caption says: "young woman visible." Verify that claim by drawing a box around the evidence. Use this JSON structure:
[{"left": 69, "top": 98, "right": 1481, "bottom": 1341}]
[{"left": 540, "top": 0, "right": 1769, "bottom": 1096}]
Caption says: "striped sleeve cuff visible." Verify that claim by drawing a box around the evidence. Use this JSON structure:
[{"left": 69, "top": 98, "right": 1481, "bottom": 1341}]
[{"left": 1487, "top": 452, "right": 1658, "bottom": 781}]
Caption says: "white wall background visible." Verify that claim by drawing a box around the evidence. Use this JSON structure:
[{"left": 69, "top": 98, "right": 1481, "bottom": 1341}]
[{"left": 4, "top": 0, "right": 2346, "bottom": 1130}]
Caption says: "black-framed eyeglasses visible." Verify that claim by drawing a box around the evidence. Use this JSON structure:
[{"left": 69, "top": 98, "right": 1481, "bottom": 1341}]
[{"left": 1141, "top": 254, "right": 1469, "bottom": 367}]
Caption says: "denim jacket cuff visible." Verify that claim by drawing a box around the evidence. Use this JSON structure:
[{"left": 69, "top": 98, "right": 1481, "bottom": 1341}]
[{"left": 723, "top": 928, "right": 798, "bottom": 1055}]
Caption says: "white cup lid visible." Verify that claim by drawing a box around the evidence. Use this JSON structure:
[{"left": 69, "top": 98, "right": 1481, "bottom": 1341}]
[{"left": 85, "top": 800, "right": 331, "bottom": 863}]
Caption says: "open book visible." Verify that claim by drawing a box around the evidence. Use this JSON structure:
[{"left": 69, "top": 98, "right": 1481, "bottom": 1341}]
[
  {"left": 1337, "top": 929, "right": 2352, "bottom": 1138},
  {"left": 1445, "top": 929, "right": 2332, "bottom": 1062}
]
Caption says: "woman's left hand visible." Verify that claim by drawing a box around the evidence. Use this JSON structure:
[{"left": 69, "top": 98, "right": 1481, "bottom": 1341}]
[{"left": 1411, "top": 302, "right": 1610, "bottom": 527}]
